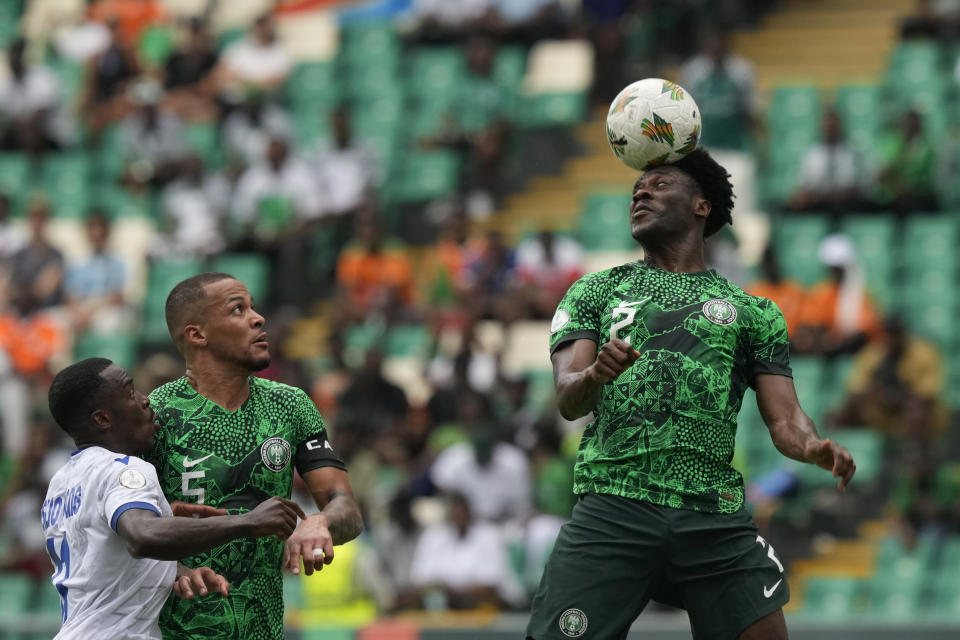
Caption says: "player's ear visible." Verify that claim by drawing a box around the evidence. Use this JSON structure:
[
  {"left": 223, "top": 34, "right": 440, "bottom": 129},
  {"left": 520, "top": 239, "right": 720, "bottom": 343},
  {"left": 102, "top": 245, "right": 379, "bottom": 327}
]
[
  {"left": 184, "top": 324, "right": 207, "bottom": 348},
  {"left": 90, "top": 408, "right": 111, "bottom": 430},
  {"left": 693, "top": 196, "right": 711, "bottom": 220}
]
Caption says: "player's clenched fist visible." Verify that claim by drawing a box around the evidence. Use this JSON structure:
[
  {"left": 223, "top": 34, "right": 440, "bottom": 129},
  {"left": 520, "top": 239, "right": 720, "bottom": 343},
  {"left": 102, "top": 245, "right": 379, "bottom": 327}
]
[
  {"left": 588, "top": 339, "right": 642, "bottom": 384},
  {"left": 241, "top": 497, "right": 306, "bottom": 539}
]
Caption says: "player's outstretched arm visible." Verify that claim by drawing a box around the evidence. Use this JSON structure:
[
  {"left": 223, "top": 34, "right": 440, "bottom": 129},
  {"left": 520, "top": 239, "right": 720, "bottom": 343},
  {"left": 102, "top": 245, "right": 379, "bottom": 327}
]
[
  {"left": 755, "top": 373, "right": 857, "bottom": 491},
  {"left": 116, "top": 496, "right": 306, "bottom": 560},
  {"left": 553, "top": 338, "right": 640, "bottom": 420},
  {"left": 284, "top": 466, "right": 363, "bottom": 576}
]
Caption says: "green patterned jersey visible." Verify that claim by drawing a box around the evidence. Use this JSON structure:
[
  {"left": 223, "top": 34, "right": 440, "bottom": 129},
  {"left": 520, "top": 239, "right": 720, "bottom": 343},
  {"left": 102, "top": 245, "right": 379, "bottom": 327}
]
[
  {"left": 550, "top": 262, "right": 791, "bottom": 513},
  {"left": 147, "top": 376, "right": 339, "bottom": 640}
]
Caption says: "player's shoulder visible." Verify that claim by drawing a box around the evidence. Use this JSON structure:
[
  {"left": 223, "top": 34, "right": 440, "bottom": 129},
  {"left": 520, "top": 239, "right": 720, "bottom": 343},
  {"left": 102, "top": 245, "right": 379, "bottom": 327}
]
[
  {"left": 709, "top": 273, "right": 779, "bottom": 313},
  {"left": 250, "top": 376, "right": 311, "bottom": 406},
  {"left": 568, "top": 262, "right": 637, "bottom": 293},
  {"left": 148, "top": 376, "right": 191, "bottom": 407}
]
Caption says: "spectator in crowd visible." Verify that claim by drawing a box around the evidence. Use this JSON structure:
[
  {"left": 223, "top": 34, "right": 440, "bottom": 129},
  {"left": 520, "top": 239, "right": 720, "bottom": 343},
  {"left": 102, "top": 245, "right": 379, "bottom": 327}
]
[
  {"left": 409, "top": 491, "right": 522, "bottom": 610},
  {"left": 792, "top": 234, "right": 882, "bottom": 356},
  {"left": 828, "top": 315, "right": 947, "bottom": 443},
  {"left": 81, "top": 17, "right": 139, "bottom": 132},
  {"left": 0, "top": 39, "right": 71, "bottom": 153},
  {"left": 483, "top": 0, "right": 567, "bottom": 43},
  {"left": 334, "top": 211, "right": 415, "bottom": 323},
  {"left": 222, "top": 91, "right": 293, "bottom": 167},
  {"left": 680, "top": 26, "right": 758, "bottom": 152},
  {"left": 747, "top": 246, "right": 806, "bottom": 336},
  {"left": 514, "top": 230, "right": 584, "bottom": 320},
  {"left": 874, "top": 109, "right": 939, "bottom": 213},
  {"left": 369, "top": 490, "right": 424, "bottom": 612},
  {"left": 889, "top": 445, "right": 960, "bottom": 546},
  {"left": 22, "top": 0, "right": 87, "bottom": 59},
  {"left": 0, "top": 194, "right": 25, "bottom": 261},
  {"left": 430, "top": 391, "right": 532, "bottom": 523},
  {"left": 788, "top": 108, "right": 867, "bottom": 214},
  {"left": 64, "top": 211, "right": 132, "bottom": 336},
  {"left": 313, "top": 106, "right": 380, "bottom": 220},
  {"left": 411, "top": 0, "right": 493, "bottom": 43},
  {"left": 461, "top": 230, "right": 521, "bottom": 322},
  {"left": 581, "top": 0, "right": 633, "bottom": 106},
  {"left": 418, "top": 206, "right": 475, "bottom": 321},
  {"left": 337, "top": 346, "right": 409, "bottom": 461},
  {"left": 163, "top": 16, "right": 219, "bottom": 120},
  {"left": 119, "top": 77, "right": 189, "bottom": 188},
  {"left": 88, "top": 0, "right": 167, "bottom": 49},
  {"left": 156, "top": 153, "right": 230, "bottom": 259},
  {"left": 5, "top": 197, "right": 64, "bottom": 311},
  {"left": 214, "top": 14, "right": 293, "bottom": 97}
]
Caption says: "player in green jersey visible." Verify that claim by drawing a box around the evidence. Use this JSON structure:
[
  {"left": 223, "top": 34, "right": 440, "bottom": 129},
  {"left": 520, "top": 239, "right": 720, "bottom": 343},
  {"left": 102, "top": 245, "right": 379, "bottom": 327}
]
[
  {"left": 148, "top": 273, "right": 363, "bottom": 640},
  {"left": 526, "top": 149, "right": 856, "bottom": 640}
]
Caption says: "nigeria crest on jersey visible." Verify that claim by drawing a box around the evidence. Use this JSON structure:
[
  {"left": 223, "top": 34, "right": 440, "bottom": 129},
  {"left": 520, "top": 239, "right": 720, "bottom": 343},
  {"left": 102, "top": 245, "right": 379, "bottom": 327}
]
[
  {"left": 559, "top": 608, "right": 588, "bottom": 637},
  {"left": 702, "top": 298, "right": 737, "bottom": 325},
  {"left": 260, "top": 438, "right": 292, "bottom": 472}
]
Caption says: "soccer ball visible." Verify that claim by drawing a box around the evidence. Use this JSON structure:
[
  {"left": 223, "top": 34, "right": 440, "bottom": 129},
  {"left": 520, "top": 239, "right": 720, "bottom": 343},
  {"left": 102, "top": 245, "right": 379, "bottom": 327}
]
[{"left": 606, "top": 78, "right": 702, "bottom": 171}]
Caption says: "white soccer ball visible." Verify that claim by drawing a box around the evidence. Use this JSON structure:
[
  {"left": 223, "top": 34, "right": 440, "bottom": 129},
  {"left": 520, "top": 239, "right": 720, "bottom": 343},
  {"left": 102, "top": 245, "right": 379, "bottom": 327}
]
[{"left": 606, "top": 78, "right": 702, "bottom": 171}]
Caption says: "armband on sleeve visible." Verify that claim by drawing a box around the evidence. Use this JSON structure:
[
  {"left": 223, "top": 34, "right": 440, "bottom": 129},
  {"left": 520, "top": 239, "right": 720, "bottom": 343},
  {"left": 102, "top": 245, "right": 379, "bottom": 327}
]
[{"left": 295, "top": 432, "right": 348, "bottom": 475}]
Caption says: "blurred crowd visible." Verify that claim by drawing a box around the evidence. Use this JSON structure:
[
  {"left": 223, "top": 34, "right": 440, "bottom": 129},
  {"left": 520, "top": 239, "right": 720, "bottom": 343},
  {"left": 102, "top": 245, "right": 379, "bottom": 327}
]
[{"left": 0, "top": 0, "right": 957, "bottom": 623}]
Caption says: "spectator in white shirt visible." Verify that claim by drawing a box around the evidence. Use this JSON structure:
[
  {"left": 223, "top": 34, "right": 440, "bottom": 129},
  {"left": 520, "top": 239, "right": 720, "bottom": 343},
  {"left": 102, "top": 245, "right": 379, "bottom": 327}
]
[
  {"left": 156, "top": 154, "right": 229, "bottom": 260},
  {"left": 515, "top": 230, "right": 584, "bottom": 319},
  {"left": 313, "top": 107, "right": 379, "bottom": 218},
  {"left": 0, "top": 39, "right": 72, "bottom": 152},
  {"left": 120, "top": 78, "right": 188, "bottom": 188},
  {"left": 222, "top": 92, "right": 293, "bottom": 167},
  {"left": 788, "top": 108, "right": 867, "bottom": 214},
  {"left": 215, "top": 14, "right": 292, "bottom": 96},
  {"left": 409, "top": 491, "right": 523, "bottom": 610}
]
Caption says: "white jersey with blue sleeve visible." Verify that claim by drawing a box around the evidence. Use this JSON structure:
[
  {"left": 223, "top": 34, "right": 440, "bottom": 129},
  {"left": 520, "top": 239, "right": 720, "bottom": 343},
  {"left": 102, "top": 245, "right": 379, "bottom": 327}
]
[{"left": 41, "top": 446, "right": 176, "bottom": 640}]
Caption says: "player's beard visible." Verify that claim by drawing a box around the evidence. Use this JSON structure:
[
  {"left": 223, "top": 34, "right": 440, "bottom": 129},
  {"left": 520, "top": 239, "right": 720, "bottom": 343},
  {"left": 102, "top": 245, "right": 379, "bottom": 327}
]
[{"left": 211, "top": 342, "right": 271, "bottom": 372}]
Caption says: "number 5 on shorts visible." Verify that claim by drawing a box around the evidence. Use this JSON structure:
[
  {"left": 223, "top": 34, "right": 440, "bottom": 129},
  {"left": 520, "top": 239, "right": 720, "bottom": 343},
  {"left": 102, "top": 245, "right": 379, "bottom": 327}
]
[{"left": 756, "top": 535, "right": 784, "bottom": 573}]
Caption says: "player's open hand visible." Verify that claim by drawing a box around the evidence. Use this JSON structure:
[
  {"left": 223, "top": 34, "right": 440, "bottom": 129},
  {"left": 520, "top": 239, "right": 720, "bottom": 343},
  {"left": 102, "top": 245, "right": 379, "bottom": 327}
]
[
  {"left": 283, "top": 514, "right": 334, "bottom": 576},
  {"left": 589, "top": 338, "right": 641, "bottom": 384},
  {"left": 242, "top": 497, "right": 306, "bottom": 539},
  {"left": 804, "top": 438, "right": 856, "bottom": 491},
  {"left": 171, "top": 502, "right": 228, "bottom": 518},
  {"left": 174, "top": 565, "right": 230, "bottom": 599}
]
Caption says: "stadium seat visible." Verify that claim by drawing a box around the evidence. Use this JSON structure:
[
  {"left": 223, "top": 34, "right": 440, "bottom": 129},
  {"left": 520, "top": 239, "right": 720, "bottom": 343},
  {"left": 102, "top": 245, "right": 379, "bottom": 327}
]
[
  {"left": 866, "top": 574, "right": 923, "bottom": 620},
  {"left": 771, "top": 214, "right": 831, "bottom": 285},
  {"left": 840, "top": 215, "right": 896, "bottom": 307},
  {"left": 789, "top": 356, "right": 826, "bottom": 424},
  {"left": 0, "top": 153, "right": 31, "bottom": 211},
  {"left": 0, "top": 574, "right": 35, "bottom": 616},
  {"left": 766, "top": 86, "right": 821, "bottom": 141},
  {"left": 576, "top": 192, "right": 635, "bottom": 251},
  {"left": 99, "top": 187, "right": 156, "bottom": 220},
  {"left": 142, "top": 259, "right": 203, "bottom": 344},
  {"left": 833, "top": 85, "right": 883, "bottom": 157},
  {"left": 74, "top": 331, "right": 138, "bottom": 370},
  {"left": 339, "top": 21, "right": 400, "bottom": 69},
  {"left": 384, "top": 324, "right": 430, "bottom": 358},
  {"left": 518, "top": 92, "right": 588, "bottom": 129},
  {"left": 287, "top": 62, "right": 340, "bottom": 110},
  {"left": 407, "top": 47, "right": 466, "bottom": 104},
  {"left": 494, "top": 46, "right": 527, "bottom": 90},
  {"left": 392, "top": 151, "right": 460, "bottom": 202},
  {"left": 41, "top": 153, "right": 91, "bottom": 217},
  {"left": 902, "top": 215, "right": 959, "bottom": 272},
  {"left": 211, "top": 253, "right": 270, "bottom": 305},
  {"left": 927, "top": 572, "right": 960, "bottom": 620},
  {"left": 800, "top": 577, "right": 862, "bottom": 620}
]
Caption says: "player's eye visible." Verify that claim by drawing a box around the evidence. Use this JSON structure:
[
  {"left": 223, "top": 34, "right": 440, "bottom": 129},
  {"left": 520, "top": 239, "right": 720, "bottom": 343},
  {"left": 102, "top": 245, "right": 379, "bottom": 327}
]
[{"left": 233, "top": 304, "right": 243, "bottom": 313}]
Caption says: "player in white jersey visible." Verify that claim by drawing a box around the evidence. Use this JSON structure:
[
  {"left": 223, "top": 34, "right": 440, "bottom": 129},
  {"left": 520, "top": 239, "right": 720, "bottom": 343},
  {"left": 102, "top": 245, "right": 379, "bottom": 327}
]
[{"left": 42, "top": 357, "right": 306, "bottom": 640}]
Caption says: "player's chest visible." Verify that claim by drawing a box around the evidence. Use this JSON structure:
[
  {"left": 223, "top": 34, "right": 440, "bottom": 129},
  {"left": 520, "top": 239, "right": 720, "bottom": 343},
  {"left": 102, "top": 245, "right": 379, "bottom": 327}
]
[{"left": 601, "top": 289, "right": 745, "bottom": 355}]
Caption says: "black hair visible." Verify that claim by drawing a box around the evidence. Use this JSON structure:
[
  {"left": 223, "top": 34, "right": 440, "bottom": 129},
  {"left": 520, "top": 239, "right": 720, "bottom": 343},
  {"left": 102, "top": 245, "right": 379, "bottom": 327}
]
[
  {"left": 48, "top": 358, "right": 114, "bottom": 437},
  {"left": 164, "top": 272, "right": 235, "bottom": 351},
  {"left": 670, "top": 148, "right": 735, "bottom": 237}
]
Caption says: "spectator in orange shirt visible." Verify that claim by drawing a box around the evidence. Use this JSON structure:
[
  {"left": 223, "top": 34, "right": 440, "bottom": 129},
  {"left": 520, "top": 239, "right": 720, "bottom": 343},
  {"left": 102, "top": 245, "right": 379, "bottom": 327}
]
[
  {"left": 793, "top": 233, "right": 882, "bottom": 356},
  {"left": 89, "top": 0, "right": 167, "bottom": 49},
  {"left": 335, "top": 211, "right": 415, "bottom": 324},
  {"left": 746, "top": 246, "right": 806, "bottom": 336}
]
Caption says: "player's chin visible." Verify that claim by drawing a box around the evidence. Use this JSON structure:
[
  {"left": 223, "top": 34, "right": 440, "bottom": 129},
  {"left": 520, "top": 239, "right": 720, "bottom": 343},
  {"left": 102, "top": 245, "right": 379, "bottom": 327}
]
[
  {"left": 630, "top": 219, "right": 657, "bottom": 242},
  {"left": 247, "top": 352, "right": 272, "bottom": 372}
]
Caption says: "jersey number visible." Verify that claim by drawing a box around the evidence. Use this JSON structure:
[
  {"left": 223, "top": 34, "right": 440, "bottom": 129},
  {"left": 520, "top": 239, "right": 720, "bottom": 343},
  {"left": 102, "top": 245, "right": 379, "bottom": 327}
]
[
  {"left": 181, "top": 470, "right": 205, "bottom": 504},
  {"left": 756, "top": 535, "right": 785, "bottom": 573},
  {"left": 45, "top": 536, "right": 70, "bottom": 622},
  {"left": 609, "top": 298, "right": 650, "bottom": 344}
]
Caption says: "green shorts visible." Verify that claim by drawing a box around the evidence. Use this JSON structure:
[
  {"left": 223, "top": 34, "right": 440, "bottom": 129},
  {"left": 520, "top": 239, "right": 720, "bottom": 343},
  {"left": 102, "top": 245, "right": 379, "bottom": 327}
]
[{"left": 526, "top": 493, "right": 789, "bottom": 640}]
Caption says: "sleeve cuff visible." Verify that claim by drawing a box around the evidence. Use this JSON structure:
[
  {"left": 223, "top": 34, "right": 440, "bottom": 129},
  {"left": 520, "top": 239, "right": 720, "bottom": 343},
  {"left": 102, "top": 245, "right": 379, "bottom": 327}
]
[
  {"left": 748, "top": 363, "right": 794, "bottom": 389},
  {"left": 110, "top": 501, "right": 162, "bottom": 533},
  {"left": 550, "top": 330, "right": 599, "bottom": 355}
]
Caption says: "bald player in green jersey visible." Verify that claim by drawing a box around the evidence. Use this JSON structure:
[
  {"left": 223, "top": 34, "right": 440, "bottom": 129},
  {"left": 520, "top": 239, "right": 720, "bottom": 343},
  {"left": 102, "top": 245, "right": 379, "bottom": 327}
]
[
  {"left": 148, "top": 273, "right": 363, "bottom": 640},
  {"left": 526, "top": 149, "right": 856, "bottom": 640}
]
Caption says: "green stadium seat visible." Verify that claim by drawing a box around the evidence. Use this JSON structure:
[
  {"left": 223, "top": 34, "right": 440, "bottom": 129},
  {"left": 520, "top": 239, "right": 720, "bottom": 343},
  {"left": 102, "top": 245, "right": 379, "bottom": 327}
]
[
  {"left": 41, "top": 153, "right": 91, "bottom": 217},
  {"left": 840, "top": 215, "right": 896, "bottom": 307},
  {"left": 287, "top": 62, "right": 340, "bottom": 109},
  {"left": 576, "top": 193, "right": 635, "bottom": 251},
  {"left": 392, "top": 150, "right": 460, "bottom": 202},
  {"left": 866, "top": 574, "right": 923, "bottom": 620},
  {"left": 49, "top": 56, "right": 85, "bottom": 106},
  {"left": 896, "top": 284, "right": 956, "bottom": 347},
  {"left": 771, "top": 214, "right": 831, "bottom": 285},
  {"left": 138, "top": 24, "right": 175, "bottom": 68},
  {"left": 0, "top": 574, "right": 35, "bottom": 616},
  {"left": 142, "top": 259, "right": 203, "bottom": 344},
  {"left": 293, "top": 108, "right": 333, "bottom": 146},
  {"left": 790, "top": 356, "right": 826, "bottom": 424},
  {"left": 74, "top": 331, "right": 138, "bottom": 370},
  {"left": 902, "top": 215, "right": 959, "bottom": 272},
  {"left": 927, "top": 572, "right": 960, "bottom": 620},
  {"left": 211, "top": 253, "right": 270, "bottom": 304},
  {"left": 525, "top": 369, "right": 557, "bottom": 417},
  {"left": 183, "top": 123, "right": 220, "bottom": 168},
  {"left": 385, "top": 324, "right": 430, "bottom": 358},
  {"left": 800, "top": 577, "right": 862, "bottom": 620},
  {"left": 339, "top": 21, "right": 400, "bottom": 68},
  {"left": 0, "top": 153, "right": 31, "bottom": 209},
  {"left": 766, "top": 86, "right": 821, "bottom": 144},
  {"left": 407, "top": 48, "right": 466, "bottom": 103},
  {"left": 494, "top": 46, "right": 527, "bottom": 89},
  {"left": 518, "top": 92, "right": 588, "bottom": 129},
  {"left": 344, "top": 60, "right": 403, "bottom": 99}
]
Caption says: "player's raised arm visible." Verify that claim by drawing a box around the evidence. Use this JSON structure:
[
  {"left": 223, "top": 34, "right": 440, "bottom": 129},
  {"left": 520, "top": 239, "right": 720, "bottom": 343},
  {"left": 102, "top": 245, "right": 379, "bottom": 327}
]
[
  {"left": 552, "top": 338, "right": 640, "bottom": 420},
  {"left": 754, "top": 373, "right": 856, "bottom": 490},
  {"left": 116, "top": 496, "right": 306, "bottom": 560},
  {"left": 283, "top": 466, "right": 363, "bottom": 576}
]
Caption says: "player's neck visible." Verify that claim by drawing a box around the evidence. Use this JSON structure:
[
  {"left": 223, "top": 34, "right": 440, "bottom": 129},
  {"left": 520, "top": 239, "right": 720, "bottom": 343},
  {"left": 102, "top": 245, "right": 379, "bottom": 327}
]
[
  {"left": 640, "top": 239, "right": 707, "bottom": 274},
  {"left": 186, "top": 359, "right": 252, "bottom": 412}
]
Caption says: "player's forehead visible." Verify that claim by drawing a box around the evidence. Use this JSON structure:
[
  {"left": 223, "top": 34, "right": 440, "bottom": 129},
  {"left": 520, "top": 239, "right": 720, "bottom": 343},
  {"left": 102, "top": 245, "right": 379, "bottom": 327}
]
[
  {"left": 634, "top": 166, "right": 690, "bottom": 189},
  {"left": 98, "top": 363, "right": 132, "bottom": 390},
  {"left": 202, "top": 278, "right": 250, "bottom": 306}
]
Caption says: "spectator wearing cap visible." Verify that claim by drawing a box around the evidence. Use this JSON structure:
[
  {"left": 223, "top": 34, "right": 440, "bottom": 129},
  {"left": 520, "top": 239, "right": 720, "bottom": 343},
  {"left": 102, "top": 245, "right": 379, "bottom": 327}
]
[{"left": 792, "top": 233, "right": 882, "bottom": 356}]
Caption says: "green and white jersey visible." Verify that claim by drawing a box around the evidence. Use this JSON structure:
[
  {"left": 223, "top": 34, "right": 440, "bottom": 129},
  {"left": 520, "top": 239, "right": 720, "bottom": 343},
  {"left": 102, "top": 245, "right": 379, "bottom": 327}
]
[
  {"left": 147, "top": 376, "right": 345, "bottom": 640},
  {"left": 550, "top": 261, "right": 791, "bottom": 514}
]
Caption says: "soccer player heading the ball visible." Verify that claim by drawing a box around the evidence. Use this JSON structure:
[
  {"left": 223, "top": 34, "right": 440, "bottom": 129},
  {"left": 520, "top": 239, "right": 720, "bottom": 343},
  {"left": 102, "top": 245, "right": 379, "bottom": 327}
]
[
  {"left": 526, "top": 148, "right": 856, "bottom": 640},
  {"left": 43, "top": 358, "right": 307, "bottom": 640},
  {"left": 149, "top": 273, "right": 363, "bottom": 639}
]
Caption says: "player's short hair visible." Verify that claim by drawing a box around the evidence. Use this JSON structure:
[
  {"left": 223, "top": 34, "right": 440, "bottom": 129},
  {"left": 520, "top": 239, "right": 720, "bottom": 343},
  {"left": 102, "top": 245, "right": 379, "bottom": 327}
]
[
  {"left": 48, "top": 358, "right": 114, "bottom": 437},
  {"left": 670, "top": 148, "right": 735, "bottom": 237},
  {"left": 164, "top": 272, "right": 235, "bottom": 351}
]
